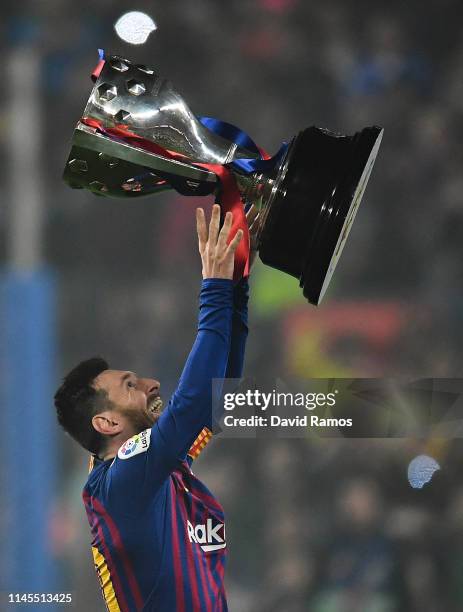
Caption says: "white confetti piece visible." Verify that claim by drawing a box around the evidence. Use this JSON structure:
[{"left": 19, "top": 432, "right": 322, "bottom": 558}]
[
  {"left": 114, "top": 12, "right": 157, "bottom": 45},
  {"left": 407, "top": 454, "right": 440, "bottom": 489}
]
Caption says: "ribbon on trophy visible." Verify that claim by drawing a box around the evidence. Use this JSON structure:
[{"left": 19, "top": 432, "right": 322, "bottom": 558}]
[{"left": 86, "top": 50, "right": 287, "bottom": 280}]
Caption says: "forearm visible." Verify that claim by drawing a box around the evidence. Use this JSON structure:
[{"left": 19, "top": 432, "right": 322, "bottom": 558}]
[
  {"left": 176, "top": 278, "right": 233, "bottom": 400},
  {"left": 155, "top": 279, "right": 233, "bottom": 458}
]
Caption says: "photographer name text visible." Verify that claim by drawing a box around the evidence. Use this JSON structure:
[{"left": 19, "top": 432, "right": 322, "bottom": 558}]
[{"left": 222, "top": 390, "right": 353, "bottom": 428}]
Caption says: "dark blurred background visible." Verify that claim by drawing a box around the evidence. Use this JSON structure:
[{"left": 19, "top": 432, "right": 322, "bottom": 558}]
[{"left": 0, "top": 1, "right": 463, "bottom": 610}]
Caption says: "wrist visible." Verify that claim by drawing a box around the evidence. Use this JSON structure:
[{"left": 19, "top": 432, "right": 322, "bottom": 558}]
[
  {"left": 202, "top": 274, "right": 233, "bottom": 281},
  {"left": 199, "top": 278, "right": 234, "bottom": 307},
  {"left": 201, "top": 278, "right": 234, "bottom": 288}
]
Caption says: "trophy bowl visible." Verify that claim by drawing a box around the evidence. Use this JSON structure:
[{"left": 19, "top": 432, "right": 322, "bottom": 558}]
[{"left": 63, "top": 52, "right": 383, "bottom": 305}]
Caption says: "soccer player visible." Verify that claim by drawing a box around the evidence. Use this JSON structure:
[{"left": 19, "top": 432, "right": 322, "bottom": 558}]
[{"left": 54, "top": 204, "right": 258, "bottom": 611}]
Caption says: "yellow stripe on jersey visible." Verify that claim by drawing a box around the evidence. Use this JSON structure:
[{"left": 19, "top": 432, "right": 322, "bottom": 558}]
[
  {"left": 187, "top": 427, "right": 213, "bottom": 460},
  {"left": 92, "top": 546, "right": 121, "bottom": 612}
]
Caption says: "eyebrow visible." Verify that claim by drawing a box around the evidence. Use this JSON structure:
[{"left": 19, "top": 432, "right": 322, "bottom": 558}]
[{"left": 120, "top": 372, "right": 136, "bottom": 386}]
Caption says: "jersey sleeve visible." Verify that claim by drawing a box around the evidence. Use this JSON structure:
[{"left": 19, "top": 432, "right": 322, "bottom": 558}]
[
  {"left": 187, "top": 277, "right": 249, "bottom": 456},
  {"left": 105, "top": 278, "right": 234, "bottom": 508}
]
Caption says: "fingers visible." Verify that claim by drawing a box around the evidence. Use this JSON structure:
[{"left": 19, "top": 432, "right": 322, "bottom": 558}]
[
  {"left": 208, "top": 204, "right": 220, "bottom": 247},
  {"left": 199, "top": 206, "right": 244, "bottom": 278},
  {"left": 196, "top": 208, "right": 207, "bottom": 252},
  {"left": 226, "top": 228, "right": 243, "bottom": 255},
  {"left": 216, "top": 211, "right": 233, "bottom": 251}
]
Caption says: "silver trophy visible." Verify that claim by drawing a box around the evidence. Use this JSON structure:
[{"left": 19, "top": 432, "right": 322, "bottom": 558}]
[{"left": 63, "top": 53, "right": 383, "bottom": 305}]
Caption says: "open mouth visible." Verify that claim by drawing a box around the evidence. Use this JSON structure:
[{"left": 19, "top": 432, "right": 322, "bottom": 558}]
[{"left": 147, "top": 395, "right": 163, "bottom": 413}]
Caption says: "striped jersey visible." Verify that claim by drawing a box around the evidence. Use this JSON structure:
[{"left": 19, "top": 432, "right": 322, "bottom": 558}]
[{"left": 82, "top": 278, "right": 249, "bottom": 611}]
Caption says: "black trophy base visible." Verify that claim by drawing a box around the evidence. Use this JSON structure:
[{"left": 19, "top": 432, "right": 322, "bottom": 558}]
[{"left": 258, "top": 125, "right": 383, "bottom": 305}]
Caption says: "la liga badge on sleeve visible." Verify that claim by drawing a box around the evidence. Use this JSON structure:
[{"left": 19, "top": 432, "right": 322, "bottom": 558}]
[{"left": 117, "top": 428, "right": 151, "bottom": 460}]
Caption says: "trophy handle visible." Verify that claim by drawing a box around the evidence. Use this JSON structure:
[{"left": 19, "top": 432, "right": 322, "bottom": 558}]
[
  {"left": 73, "top": 122, "right": 218, "bottom": 183},
  {"left": 64, "top": 122, "right": 220, "bottom": 197}
]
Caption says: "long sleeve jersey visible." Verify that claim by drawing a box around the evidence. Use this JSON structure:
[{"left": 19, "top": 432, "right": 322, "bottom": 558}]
[{"left": 83, "top": 278, "right": 249, "bottom": 612}]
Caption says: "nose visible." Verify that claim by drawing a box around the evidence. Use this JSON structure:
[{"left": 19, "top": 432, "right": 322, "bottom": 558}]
[{"left": 142, "top": 378, "right": 160, "bottom": 395}]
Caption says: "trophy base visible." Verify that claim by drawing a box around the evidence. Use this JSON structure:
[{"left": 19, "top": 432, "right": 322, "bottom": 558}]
[{"left": 258, "top": 125, "right": 384, "bottom": 305}]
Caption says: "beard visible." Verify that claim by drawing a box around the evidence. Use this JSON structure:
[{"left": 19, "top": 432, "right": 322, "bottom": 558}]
[{"left": 119, "top": 403, "right": 162, "bottom": 434}]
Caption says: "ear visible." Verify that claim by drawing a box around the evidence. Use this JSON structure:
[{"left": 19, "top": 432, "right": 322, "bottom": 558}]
[{"left": 92, "top": 411, "right": 123, "bottom": 436}]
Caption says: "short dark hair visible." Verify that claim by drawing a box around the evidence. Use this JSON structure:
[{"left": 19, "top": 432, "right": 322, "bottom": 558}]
[{"left": 54, "top": 357, "right": 111, "bottom": 455}]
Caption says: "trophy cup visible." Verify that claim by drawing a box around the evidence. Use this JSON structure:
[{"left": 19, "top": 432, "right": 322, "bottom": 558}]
[{"left": 63, "top": 52, "right": 383, "bottom": 305}]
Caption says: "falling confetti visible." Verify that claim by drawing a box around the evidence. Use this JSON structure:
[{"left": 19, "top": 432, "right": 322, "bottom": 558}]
[
  {"left": 114, "top": 12, "right": 157, "bottom": 45},
  {"left": 407, "top": 454, "right": 440, "bottom": 489}
]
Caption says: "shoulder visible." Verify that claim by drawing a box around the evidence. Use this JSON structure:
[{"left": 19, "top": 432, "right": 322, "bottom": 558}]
[
  {"left": 116, "top": 428, "right": 152, "bottom": 461},
  {"left": 85, "top": 456, "right": 110, "bottom": 485}
]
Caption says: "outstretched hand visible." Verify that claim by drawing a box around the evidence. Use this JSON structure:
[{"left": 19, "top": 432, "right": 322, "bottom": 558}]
[{"left": 196, "top": 204, "right": 243, "bottom": 280}]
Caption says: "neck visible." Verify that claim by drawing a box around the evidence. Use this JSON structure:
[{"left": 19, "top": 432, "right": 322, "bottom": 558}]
[
  {"left": 101, "top": 451, "right": 116, "bottom": 462},
  {"left": 99, "top": 430, "right": 135, "bottom": 462},
  {"left": 99, "top": 440, "right": 121, "bottom": 462}
]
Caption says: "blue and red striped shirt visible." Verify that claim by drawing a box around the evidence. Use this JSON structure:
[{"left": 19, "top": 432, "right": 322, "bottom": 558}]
[{"left": 83, "top": 278, "right": 248, "bottom": 611}]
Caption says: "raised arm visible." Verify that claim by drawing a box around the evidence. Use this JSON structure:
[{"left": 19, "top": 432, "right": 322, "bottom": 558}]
[
  {"left": 159, "top": 277, "right": 234, "bottom": 457},
  {"left": 151, "top": 206, "right": 244, "bottom": 462},
  {"left": 108, "top": 206, "right": 244, "bottom": 497}
]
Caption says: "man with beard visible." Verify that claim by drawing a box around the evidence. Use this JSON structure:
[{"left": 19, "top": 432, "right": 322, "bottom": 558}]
[{"left": 54, "top": 204, "right": 258, "bottom": 611}]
